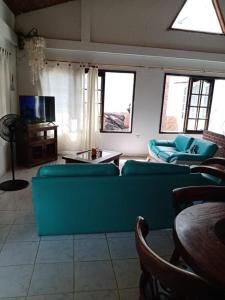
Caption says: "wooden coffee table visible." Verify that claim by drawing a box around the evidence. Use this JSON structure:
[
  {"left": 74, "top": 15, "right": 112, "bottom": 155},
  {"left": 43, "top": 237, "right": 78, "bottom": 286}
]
[{"left": 62, "top": 150, "right": 122, "bottom": 166}]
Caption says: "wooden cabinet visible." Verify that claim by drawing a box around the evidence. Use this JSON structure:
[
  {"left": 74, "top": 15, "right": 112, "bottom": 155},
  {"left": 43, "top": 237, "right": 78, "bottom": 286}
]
[{"left": 16, "top": 124, "right": 58, "bottom": 167}]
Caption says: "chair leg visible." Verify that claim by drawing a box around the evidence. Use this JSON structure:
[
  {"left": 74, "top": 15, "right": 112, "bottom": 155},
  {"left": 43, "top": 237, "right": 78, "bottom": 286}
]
[{"left": 170, "top": 247, "right": 180, "bottom": 264}]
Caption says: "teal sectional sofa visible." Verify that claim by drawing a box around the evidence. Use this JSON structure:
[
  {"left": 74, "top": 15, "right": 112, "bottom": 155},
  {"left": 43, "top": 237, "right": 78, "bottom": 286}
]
[
  {"left": 32, "top": 160, "right": 221, "bottom": 236},
  {"left": 149, "top": 134, "right": 218, "bottom": 165}
]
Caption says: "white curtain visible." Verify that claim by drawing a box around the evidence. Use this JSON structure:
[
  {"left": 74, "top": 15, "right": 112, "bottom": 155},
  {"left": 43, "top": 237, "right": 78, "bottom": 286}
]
[
  {"left": 39, "top": 62, "right": 100, "bottom": 153},
  {"left": 0, "top": 50, "right": 10, "bottom": 117},
  {"left": 83, "top": 67, "right": 101, "bottom": 149}
]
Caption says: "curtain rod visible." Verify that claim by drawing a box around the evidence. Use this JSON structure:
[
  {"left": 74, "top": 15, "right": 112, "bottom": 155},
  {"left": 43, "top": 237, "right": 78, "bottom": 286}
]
[
  {"left": 45, "top": 59, "right": 225, "bottom": 76},
  {"left": 0, "top": 47, "right": 11, "bottom": 56}
]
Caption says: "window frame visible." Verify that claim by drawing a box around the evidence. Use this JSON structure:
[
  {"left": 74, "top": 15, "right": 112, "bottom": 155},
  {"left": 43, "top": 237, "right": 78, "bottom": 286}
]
[
  {"left": 168, "top": 0, "right": 225, "bottom": 36},
  {"left": 98, "top": 69, "right": 136, "bottom": 134},
  {"left": 159, "top": 73, "right": 224, "bottom": 134}
]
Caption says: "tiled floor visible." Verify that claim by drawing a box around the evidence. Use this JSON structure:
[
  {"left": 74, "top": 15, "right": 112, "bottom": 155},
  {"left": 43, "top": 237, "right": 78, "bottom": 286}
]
[{"left": 0, "top": 157, "right": 175, "bottom": 299}]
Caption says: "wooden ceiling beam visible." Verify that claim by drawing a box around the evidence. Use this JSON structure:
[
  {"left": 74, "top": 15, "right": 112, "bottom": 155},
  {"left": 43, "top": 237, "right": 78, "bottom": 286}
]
[{"left": 4, "top": 0, "right": 74, "bottom": 15}]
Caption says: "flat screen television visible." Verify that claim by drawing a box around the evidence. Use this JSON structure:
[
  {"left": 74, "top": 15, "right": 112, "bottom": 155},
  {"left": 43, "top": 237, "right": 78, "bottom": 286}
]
[{"left": 19, "top": 96, "right": 55, "bottom": 124}]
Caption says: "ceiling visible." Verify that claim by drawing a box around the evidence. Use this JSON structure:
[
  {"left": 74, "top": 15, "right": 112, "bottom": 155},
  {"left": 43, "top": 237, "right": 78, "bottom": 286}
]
[{"left": 3, "top": 0, "right": 74, "bottom": 15}]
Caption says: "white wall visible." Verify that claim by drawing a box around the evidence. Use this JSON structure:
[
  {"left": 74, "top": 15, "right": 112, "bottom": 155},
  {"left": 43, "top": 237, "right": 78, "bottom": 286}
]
[
  {"left": 15, "top": 0, "right": 225, "bottom": 155},
  {"left": 0, "top": 0, "right": 16, "bottom": 176},
  {"left": 16, "top": 1, "right": 81, "bottom": 41}
]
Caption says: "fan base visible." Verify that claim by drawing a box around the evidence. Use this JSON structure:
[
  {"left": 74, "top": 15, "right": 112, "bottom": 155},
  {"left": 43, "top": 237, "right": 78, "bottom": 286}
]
[{"left": 0, "top": 180, "right": 29, "bottom": 191}]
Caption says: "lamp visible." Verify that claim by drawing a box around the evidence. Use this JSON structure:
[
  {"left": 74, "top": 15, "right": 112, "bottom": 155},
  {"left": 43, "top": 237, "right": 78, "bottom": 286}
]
[{"left": 17, "top": 28, "right": 46, "bottom": 84}]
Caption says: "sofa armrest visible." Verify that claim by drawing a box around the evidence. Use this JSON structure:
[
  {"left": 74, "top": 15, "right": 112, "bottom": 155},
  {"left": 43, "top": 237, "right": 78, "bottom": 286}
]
[
  {"left": 168, "top": 153, "right": 208, "bottom": 163},
  {"left": 151, "top": 139, "right": 175, "bottom": 147}
]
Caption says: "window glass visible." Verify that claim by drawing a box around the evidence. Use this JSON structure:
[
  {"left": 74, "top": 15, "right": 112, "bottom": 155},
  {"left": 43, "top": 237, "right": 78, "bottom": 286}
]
[
  {"left": 160, "top": 75, "right": 189, "bottom": 132},
  {"left": 190, "top": 95, "right": 198, "bottom": 106},
  {"left": 171, "top": 0, "right": 223, "bottom": 34},
  {"left": 101, "top": 71, "right": 135, "bottom": 132},
  {"left": 201, "top": 96, "right": 208, "bottom": 106},
  {"left": 160, "top": 74, "right": 219, "bottom": 134},
  {"left": 209, "top": 80, "right": 225, "bottom": 134}
]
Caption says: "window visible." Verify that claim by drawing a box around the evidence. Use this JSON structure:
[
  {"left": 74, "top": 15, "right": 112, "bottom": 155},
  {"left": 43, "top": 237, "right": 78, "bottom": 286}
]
[
  {"left": 160, "top": 74, "right": 225, "bottom": 134},
  {"left": 171, "top": 0, "right": 225, "bottom": 35},
  {"left": 98, "top": 70, "right": 136, "bottom": 133}
]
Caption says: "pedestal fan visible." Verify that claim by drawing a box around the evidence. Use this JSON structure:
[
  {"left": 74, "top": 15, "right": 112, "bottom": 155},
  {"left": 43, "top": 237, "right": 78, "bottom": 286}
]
[{"left": 0, "top": 114, "right": 29, "bottom": 191}]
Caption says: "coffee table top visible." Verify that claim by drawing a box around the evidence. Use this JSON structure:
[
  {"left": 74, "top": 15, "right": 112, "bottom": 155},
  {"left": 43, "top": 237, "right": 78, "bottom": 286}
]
[{"left": 62, "top": 149, "right": 122, "bottom": 164}]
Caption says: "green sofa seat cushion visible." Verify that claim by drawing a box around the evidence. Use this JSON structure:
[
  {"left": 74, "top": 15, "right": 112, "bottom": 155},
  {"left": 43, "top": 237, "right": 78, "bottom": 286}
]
[
  {"left": 122, "top": 160, "right": 190, "bottom": 176},
  {"left": 37, "top": 163, "right": 119, "bottom": 177}
]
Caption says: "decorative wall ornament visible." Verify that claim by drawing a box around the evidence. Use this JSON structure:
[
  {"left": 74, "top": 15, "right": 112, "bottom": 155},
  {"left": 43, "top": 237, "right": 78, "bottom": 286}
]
[{"left": 17, "top": 28, "right": 46, "bottom": 85}]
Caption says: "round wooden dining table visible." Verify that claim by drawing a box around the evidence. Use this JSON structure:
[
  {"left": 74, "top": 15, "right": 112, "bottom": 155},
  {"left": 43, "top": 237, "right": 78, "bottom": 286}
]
[{"left": 174, "top": 202, "right": 225, "bottom": 290}]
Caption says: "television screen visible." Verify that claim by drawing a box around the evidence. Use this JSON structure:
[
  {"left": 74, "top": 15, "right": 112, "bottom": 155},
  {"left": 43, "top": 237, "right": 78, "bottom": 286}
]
[{"left": 19, "top": 96, "right": 55, "bottom": 123}]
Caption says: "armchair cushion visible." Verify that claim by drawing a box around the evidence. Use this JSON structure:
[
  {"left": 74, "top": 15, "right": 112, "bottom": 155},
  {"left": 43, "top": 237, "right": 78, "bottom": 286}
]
[
  {"left": 174, "top": 135, "right": 194, "bottom": 152},
  {"left": 188, "top": 138, "right": 218, "bottom": 156}
]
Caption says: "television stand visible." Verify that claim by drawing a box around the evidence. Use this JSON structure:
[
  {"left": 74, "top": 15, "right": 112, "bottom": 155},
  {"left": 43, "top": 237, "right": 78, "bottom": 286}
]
[{"left": 16, "top": 124, "right": 58, "bottom": 168}]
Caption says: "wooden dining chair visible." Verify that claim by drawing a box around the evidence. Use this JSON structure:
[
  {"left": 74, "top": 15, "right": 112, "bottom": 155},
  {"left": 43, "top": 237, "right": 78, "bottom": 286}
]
[
  {"left": 191, "top": 157, "right": 225, "bottom": 182},
  {"left": 170, "top": 185, "right": 225, "bottom": 264},
  {"left": 172, "top": 185, "right": 225, "bottom": 216},
  {"left": 135, "top": 216, "right": 223, "bottom": 300}
]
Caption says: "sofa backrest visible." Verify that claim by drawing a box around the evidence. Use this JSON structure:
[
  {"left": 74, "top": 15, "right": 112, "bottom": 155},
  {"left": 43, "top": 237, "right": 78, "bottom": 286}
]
[
  {"left": 37, "top": 163, "right": 119, "bottom": 177},
  {"left": 189, "top": 139, "right": 218, "bottom": 156},
  {"left": 174, "top": 135, "right": 194, "bottom": 152},
  {"left": 122, "top": 160, "right": 190, "bottom": 176}
]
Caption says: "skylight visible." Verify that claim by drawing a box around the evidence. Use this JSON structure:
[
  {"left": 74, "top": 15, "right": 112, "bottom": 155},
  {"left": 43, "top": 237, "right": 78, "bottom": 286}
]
[{"left": 171, "top": 0, "right": 225, "bottom": 34}]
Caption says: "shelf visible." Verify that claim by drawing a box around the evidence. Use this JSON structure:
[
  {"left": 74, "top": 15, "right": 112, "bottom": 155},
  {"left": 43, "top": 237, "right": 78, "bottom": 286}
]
[{"left": 16, "top": 124, "right": 58, "bottom": 168}]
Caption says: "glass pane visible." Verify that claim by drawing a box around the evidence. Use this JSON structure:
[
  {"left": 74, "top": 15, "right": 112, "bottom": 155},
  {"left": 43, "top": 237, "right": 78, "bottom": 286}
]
[
  {"left": 98, "top": 76, "right": 102, "bottom": 88},
  {"left": 209, "top": 79, "right": 225, "bottom": 134},
  {"left": 202, "top": 81, "right": 210, "bottom": 95},
  {"left": 160, "top": 75, "right": 189, "bottom": 132},
  {"left": 197, "top": 120, "right": 205, "bottom": 131},
  {"left": 201, "top": 95, "right": 208, "bottom": 106},
  {"left": 98, "top": 104, "right": 101, "bottom": 116},
  {"left": 189, "top": 107, "right": 197, "bottom": 118},
  {"left": 187, "top": 119, "right": 195, "bottom": 130},
  {"left": 97, "top": 91, "right": 101, "bottom": 103},
  {"left": 190, "top": 95, "right": 198, "bottom": 106},
  {"left": 192, "top": 80, "right": 201, "bottom": 94},
  {"left": 171, "top": 0, "right": 223, "bottom": 34},
  {"left": 199, "top": 107, "right": 207, "bottom": 119},
  {"left": 103, "top": 72, "right": 135, "bottom": 132}
]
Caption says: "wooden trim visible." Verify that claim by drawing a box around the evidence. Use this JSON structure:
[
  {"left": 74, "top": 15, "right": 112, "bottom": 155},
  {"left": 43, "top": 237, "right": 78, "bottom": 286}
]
[
  {"left": 168, "top": 27, "right": 224, "bottom": 36},
  {"left": 212, "top": 0, "right": 225, "bottom": 34}
]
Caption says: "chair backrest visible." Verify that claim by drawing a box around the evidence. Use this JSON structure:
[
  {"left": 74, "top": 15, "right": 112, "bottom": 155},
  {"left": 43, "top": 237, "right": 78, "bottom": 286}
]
[
  {"left": 135, "top": 216, "right": 220, "bottom": 300},
  {"left": 172, "top": 185, "right": 225, "bottom": 215}
]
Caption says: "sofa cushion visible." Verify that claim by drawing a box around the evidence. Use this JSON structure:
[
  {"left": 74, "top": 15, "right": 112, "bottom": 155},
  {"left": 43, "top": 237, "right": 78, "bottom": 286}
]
[
  {"left": 189, "top": 138, "right": 218, "bottom": 156},
  {"left": 37, "top": 163, "right": 119, "bottom": 177},
  {"left": 174, "top": 135, "right": 194, "bottom": 152},
  {"left": 122, "top": 160, "right": 190, "bottom": 176},
  {"left": 157, "top": 151, "right": 176, "bottom": 162}
]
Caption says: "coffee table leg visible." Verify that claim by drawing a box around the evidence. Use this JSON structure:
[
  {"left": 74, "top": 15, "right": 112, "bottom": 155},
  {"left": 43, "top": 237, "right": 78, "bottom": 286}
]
[{"left": 114, "top": 158, "right": 119, "bottom": 166}]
